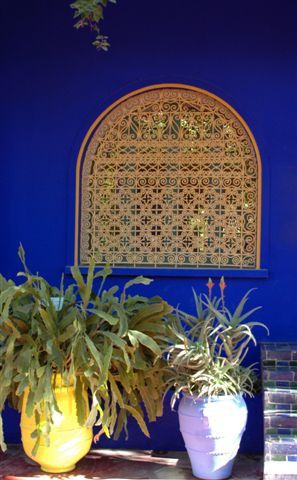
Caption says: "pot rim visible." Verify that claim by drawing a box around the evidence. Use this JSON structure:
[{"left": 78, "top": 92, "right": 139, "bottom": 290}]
[{"left": 181, "top": 392, "right": 244, "bottom": 403}]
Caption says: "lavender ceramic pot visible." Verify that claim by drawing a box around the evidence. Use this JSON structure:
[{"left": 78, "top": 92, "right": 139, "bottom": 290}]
[{"left": 178, "top": 394, "right": 247, "bottom": 480}]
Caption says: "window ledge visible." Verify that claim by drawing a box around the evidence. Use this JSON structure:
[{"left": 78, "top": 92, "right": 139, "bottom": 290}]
[{"left": 65, "top": 266, "right": 269, "bottom": 279}]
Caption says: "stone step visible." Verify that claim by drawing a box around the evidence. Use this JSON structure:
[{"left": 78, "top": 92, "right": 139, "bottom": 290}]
[
  {"left": 263, "top": 368, "right": 297, "bottom": 384},
  {"left": 265, "top": 434, "right": 297, "bottom": 456},
  {"left": 264, "top": 461, "right": 297, "bottom": 478},
  {"left": 264, "top": 392, "right": 297, "bottom": 415},
  {"left": 261, "top": 342, "right": 297, "bottom": 362},
  {"left": 263, "top": 380, "right": 297, "bottom": 391},
  {"left": 265, "top": 414, "right": 297, "bottom": 430},
  {"left": 263, "top": 360, "right": 297, "bottom": 369},
  {"left": 265, "top": 390, "right": 297, "bottom": 406},
  {"left": 264, "top": 435, "right": 297, "bottom": 479}
]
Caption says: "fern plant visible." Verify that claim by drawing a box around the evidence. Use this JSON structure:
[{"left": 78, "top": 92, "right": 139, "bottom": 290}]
[
  {"left": 0, "top": 247, "right": 173, "bottom": 453},
  {"left": 165, "top": 278, "right": 268, "bottom": 407}
]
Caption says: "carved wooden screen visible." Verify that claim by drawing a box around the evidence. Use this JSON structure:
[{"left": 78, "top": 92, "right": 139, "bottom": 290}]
[{"left": 76, "top": 84, "right": 261, "bottom": 268}]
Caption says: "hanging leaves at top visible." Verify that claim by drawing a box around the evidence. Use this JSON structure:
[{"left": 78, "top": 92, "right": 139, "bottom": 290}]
[{"left": 70, "top": 0, "right": 117, "bottom": 51}]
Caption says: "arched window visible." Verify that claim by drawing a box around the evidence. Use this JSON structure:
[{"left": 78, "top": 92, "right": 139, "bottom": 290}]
[{"left": 75, "top": 84, "right": 261, "bottom": 269}]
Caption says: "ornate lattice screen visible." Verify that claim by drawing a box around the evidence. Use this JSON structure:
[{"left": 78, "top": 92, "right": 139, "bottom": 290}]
[{"left": 76, "top": 84, "right": 261, "bottom": 268}]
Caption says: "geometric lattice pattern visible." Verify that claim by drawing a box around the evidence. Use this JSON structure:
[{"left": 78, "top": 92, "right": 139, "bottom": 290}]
[{"left": 78, "top": 85, "right": 261, "bottom": 268}]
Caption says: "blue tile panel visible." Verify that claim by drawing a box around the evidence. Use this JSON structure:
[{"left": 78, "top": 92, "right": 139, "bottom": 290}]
[{"left": 261, "top": 343, "right": 297, "bottom": 477}]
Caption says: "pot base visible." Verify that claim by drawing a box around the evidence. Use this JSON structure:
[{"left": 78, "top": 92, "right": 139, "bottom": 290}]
[
  {"left": 192, "top": 459, "right": 233, "bottom": 480},
  {"left": 41, "top": 464, "right": 76, "bottom": 473}
]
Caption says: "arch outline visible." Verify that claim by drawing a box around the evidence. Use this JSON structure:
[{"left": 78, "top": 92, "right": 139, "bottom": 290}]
[{"left": 75, "top": 83, "right": 262, "bottom": 268}]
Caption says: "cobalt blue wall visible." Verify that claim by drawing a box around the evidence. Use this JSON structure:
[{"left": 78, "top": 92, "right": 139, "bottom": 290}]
[{"left": 0, "top": 0, "right": 296, "bottom": 453}]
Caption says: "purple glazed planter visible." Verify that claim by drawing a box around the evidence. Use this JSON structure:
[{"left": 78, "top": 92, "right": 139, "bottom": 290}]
[{"left": 178, "top": 394, "right": 247, "bottom": 480}]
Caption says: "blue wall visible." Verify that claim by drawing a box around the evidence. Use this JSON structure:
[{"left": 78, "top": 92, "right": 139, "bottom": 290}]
[{"left": 1, "top": 0, "right": 296, "bottom": 453}]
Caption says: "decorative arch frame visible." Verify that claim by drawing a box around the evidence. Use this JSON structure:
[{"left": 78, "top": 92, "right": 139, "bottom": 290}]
[{"left": 75, "top": 83, "right": 262, "bottom": 269}]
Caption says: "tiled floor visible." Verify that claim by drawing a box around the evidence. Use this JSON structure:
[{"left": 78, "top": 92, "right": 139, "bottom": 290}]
[{"left": 0, "top": 447, "right": 263, "bottom": 480}]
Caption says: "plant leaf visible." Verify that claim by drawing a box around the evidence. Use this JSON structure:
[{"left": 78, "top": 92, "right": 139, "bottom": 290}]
[
  {"left": 128, "top": 330, "right": 161, "bottom": 356},
  {"left": 123, "top": 404, "right": 150, "bottom": 437}
]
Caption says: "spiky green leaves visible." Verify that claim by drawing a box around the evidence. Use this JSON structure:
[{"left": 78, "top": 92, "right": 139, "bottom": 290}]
[{"left": 166, "top": 283, "right": 268, "bottom": 405}]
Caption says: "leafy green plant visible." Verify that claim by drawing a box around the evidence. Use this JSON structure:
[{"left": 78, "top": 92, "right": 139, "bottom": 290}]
[
  {"left": 165, "top": 278, "right": 268, "bottom": 407},
  {"left": 0, "top": 246, "right": 173, "bottom": 453},
  {"left": 70, "top": 0, "right": 117, "bottom": 51}
]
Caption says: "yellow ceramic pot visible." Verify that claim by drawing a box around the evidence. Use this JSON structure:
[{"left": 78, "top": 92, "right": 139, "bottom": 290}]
[{"left": 20, "top": 375, "right": 92, "bottom": 473}]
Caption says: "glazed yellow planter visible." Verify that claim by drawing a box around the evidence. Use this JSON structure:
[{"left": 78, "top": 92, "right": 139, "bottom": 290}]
[{"left": 20, "top": 376, "right": 92, "bottom": 473}]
